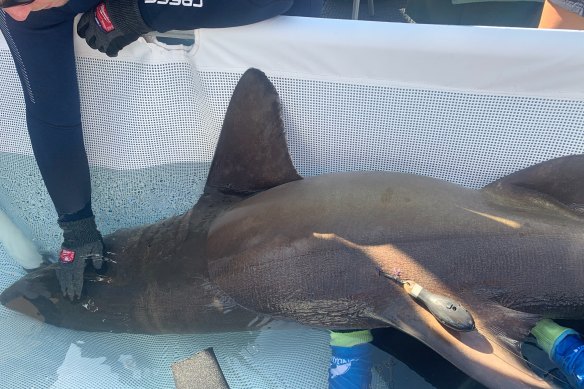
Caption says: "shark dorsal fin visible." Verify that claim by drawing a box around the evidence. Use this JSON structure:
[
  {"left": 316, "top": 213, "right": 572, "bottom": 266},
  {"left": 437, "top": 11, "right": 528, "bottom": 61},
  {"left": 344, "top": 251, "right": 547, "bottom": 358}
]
[
  {"left": 482, "top": 154, "right": 584, "bottom": 217},
  {"left": 205, "top": 68, "right": 301, "bottom": 195}
]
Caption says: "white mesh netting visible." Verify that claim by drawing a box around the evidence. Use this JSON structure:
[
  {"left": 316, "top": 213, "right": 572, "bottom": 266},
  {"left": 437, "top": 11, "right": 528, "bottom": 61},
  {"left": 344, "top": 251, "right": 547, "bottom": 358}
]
[{"left": 1, "top": 15, "right": 583, "bottom": 389}]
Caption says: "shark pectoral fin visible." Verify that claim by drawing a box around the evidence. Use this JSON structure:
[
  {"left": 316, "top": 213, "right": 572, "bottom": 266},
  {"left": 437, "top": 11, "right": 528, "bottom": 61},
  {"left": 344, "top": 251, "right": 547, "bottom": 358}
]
[
  {"left": 472, "top": 304, "right": 575, "bottom": 388},
  {"left": 382, "top": 299, "right": 554, "bottom": 388},
  {"left": 205, "top": 68, "right": 302, "bottom": 196},
  {"left": 471, "top": 303, "right": 542, "bottom": 353},
  {"left": 482, "top": 154, "right": 584, "bottom": 217}
]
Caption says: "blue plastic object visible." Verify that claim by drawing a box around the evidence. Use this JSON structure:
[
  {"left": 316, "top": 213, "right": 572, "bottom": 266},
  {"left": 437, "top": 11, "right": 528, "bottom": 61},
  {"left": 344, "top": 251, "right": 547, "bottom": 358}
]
[
  {"left": 329, "top": 343, "right": 373, "bottom": 389},
  {"left": 550, "top": 334, "right": 584, "bottom": 389}
]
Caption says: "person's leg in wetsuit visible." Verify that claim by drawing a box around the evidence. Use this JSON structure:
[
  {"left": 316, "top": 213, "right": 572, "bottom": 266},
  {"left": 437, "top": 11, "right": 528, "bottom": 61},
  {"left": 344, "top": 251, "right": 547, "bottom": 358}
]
[
  {"left": 1, "top": 3, "right": 105, "bottom": 301},
  {"left": 1, "top": 7, "right": 94, "bottom": 218}
]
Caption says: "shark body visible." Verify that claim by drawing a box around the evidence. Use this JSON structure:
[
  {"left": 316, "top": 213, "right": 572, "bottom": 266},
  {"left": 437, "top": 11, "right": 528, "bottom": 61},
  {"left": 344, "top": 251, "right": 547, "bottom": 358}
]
[{"left": 2, "top": 69, "right": 583, "bottom": 388}]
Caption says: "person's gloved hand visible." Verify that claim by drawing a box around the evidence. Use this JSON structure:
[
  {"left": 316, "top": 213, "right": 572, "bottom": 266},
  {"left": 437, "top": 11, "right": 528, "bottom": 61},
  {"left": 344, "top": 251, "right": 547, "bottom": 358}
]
[
  {"left": 76, "top": 0, "right": 151, "bottom": 57},
  {"left": 57, "top": 217, "right": 104, "bottom": 301}
]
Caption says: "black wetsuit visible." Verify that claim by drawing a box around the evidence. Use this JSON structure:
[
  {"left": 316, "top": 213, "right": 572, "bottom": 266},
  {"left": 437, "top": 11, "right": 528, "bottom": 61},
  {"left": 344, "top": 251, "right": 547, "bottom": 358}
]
[{"left": 0, "top": 0, "right": 321, "bottom": 221}]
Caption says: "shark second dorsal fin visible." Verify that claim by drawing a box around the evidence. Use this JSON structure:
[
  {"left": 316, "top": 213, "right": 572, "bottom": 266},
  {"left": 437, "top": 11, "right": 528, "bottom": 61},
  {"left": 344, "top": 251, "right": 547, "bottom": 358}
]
[
  {"left": 482, "top": 154, "right": 584, "bottom": 217},
  {"left": 205, "top": 68, "right": 301, "bottom": 195}
]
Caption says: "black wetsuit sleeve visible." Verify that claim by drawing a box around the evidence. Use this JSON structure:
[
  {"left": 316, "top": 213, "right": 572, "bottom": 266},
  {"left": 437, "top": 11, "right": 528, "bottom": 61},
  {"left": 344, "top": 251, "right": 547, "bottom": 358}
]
[
  {"left": 139, "top": 0, "right": 322, "bottom": 32},
  {"left": 0, "top": 8, "right": 92, "bottom": 218}
]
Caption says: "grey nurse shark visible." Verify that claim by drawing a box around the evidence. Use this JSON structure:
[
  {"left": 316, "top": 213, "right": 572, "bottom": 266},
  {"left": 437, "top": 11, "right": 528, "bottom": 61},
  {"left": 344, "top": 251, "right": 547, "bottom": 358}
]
[{"left": 1, "top": 69, "right": 583, "bottom": 389}]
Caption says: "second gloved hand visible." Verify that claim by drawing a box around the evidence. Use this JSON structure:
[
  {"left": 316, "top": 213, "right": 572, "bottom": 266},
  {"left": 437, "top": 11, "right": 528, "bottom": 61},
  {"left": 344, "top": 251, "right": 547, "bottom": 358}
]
[
  {"left": 57, "top": 217, "right": 104, "bottom": 301},
  {"left": 76, "top": 0, "right": 152, "bottom": 57}
]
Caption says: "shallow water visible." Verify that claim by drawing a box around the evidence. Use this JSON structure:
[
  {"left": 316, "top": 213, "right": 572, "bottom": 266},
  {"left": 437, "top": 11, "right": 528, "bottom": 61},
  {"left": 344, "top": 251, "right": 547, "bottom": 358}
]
[
  {"left": 0, "top": 274, "right": 485, "bottom": 388},
  {"left": 1, "top": 152, "right": 565, "bottom": 389}
]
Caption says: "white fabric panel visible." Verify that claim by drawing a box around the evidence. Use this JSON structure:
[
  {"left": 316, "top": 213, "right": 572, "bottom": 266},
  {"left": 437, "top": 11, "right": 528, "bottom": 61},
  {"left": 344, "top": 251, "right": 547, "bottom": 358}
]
[
  {"left": 0, "top": 49, "right": 30, "bottom": 157},
  {"left": 1, "top": 16, "right": 583, "bottom": 174},
  {"left": 194, "top": 16, "right": 584, "bottom": 99},
  {"left": 1, "top": 15, "right": 583, "bottom": 99}
]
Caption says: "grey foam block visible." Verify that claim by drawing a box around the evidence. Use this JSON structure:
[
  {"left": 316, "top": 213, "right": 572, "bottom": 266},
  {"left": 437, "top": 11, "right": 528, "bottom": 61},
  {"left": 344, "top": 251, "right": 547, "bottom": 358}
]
[{"left": 172, "top": 348, "right": 230, "bottom": 389}]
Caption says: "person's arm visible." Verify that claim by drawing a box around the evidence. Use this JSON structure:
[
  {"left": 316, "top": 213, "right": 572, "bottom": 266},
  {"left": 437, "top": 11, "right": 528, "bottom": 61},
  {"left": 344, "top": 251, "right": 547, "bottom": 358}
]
[
  {"left": 0, "top": 9, "right": 103, "bottom": 300},
  {"left": 76, "top": 0, "right": 300, "bottom": 57},
  {"left": 539, "top": 0, "right": 584, "bottom": 29}
]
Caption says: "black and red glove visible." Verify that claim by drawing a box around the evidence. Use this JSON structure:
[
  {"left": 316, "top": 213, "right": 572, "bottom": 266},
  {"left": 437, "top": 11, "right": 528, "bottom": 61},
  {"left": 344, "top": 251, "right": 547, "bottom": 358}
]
[
  {"left": 76, "top": 0, "right": 151, "bottom": 57},
  {"left": 57, "top": 216, "right": 104, "bottom": 301}
]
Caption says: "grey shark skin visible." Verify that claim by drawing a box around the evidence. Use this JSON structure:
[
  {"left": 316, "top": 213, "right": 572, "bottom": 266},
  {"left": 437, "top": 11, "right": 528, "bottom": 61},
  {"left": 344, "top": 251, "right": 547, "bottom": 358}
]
[{"left": 1, "top": 69, "right": 583, "bottom": 389}]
